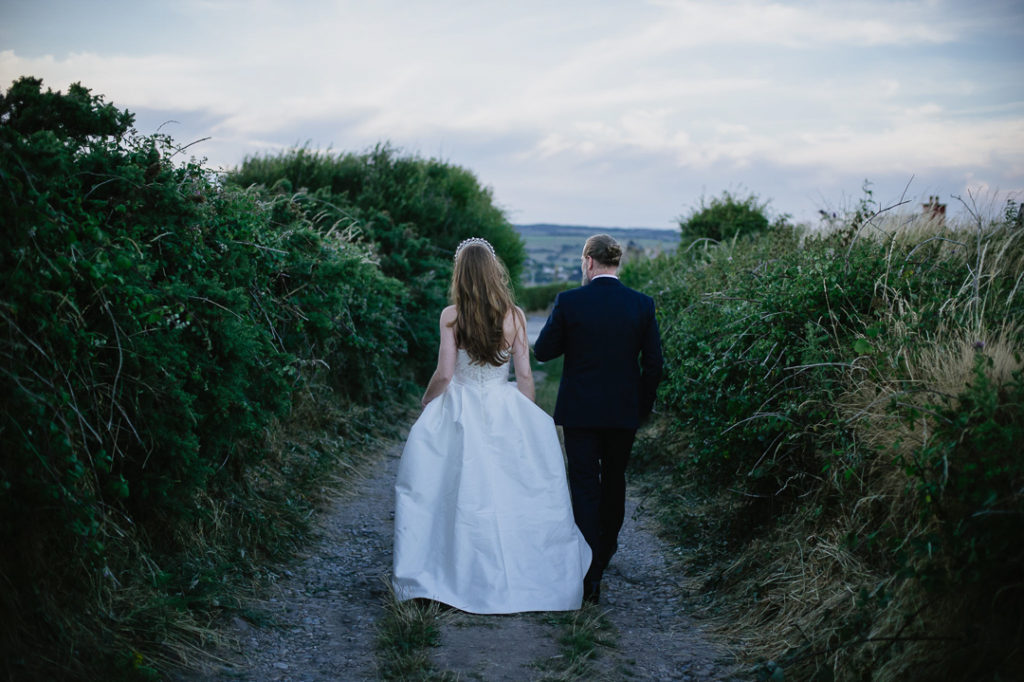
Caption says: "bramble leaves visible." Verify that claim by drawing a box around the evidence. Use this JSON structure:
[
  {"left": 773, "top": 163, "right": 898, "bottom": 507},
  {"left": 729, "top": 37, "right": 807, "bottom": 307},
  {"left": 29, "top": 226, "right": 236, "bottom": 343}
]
[
  {"left": 0, "top": 76, "right": 520, "bottom": 679},
  {"left": 623, "top": 192, "right": 1024, "bottom": 679}
]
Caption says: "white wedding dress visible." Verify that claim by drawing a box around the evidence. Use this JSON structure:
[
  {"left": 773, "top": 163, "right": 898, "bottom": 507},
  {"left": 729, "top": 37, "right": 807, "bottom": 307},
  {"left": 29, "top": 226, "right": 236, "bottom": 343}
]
[{"left": 393, "top": 349, "right": 592, "bottom": 613}]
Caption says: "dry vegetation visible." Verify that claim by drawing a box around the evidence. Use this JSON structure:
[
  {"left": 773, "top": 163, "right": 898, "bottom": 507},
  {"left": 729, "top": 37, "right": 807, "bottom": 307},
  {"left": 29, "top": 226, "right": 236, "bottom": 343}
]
[{"left": 626, "top": 194, "right": 1024, "bottom": 680}]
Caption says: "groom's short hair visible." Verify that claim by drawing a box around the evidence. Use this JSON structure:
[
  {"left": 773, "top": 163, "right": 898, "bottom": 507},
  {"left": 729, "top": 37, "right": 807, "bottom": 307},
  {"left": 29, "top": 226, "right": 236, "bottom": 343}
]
[{"left": 584, "top": 234, "right": 623, "bottom": 267}]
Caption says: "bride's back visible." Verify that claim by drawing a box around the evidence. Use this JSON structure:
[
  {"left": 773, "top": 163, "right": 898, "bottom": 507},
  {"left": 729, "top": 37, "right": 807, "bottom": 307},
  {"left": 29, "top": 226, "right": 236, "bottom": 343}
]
[{"left": 453, "top": 348, "right": 509, "bottom": 388}]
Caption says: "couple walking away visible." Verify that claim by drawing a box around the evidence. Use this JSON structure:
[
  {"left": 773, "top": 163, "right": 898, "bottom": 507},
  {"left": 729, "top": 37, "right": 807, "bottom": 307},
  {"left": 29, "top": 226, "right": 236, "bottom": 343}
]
[{"left": 393, "top": 234, "right": 663, "bottom": 612}]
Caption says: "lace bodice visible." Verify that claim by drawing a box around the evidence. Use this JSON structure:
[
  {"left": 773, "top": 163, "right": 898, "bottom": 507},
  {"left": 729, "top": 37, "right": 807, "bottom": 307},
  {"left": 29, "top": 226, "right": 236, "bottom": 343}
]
[{"left": 454, "top": 349, "right": 510, "bottom": 387}]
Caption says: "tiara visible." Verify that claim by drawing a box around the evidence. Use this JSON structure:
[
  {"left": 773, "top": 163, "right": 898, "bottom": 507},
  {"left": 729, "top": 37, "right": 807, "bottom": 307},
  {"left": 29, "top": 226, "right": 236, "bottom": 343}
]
[{"left": 454, "top": 237, "right": 496, "bottom": 261}]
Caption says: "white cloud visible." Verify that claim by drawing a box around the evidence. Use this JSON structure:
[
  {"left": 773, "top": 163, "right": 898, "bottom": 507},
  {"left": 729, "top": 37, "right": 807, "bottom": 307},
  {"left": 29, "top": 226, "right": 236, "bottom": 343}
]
[
  {"left": 0, "top": 50, "right": 241, "bottom": 112},
  {"left": 1, "top": 0, "right": 1021, "bottom": 226},
  {"left": 584, "top": 0, "right": 958, "bottom": 57}
]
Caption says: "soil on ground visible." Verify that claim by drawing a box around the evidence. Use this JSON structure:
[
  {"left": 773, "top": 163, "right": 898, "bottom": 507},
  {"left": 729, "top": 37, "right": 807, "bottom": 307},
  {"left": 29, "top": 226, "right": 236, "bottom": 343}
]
[{"left": 170, "top": 436, "right": 743, "bottom": 681}]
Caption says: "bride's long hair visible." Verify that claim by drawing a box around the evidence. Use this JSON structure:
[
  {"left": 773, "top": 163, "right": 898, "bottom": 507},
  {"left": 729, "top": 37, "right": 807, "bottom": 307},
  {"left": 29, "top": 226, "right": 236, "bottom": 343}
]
[{"left": 450, "top": 240, "right": 519, "bottom": 366}]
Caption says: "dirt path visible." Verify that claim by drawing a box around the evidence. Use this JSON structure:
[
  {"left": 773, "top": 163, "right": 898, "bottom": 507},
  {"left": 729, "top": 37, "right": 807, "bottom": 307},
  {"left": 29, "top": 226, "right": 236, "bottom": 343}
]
[{"left": 171, "top": 437, "right": 743, "bottom": 681}]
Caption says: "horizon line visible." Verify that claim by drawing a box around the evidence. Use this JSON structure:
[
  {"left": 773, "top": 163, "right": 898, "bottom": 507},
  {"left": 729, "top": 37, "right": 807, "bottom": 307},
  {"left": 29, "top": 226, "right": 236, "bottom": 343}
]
[{"left": 513, "top": 222, "right": 679, "bottom": 232}]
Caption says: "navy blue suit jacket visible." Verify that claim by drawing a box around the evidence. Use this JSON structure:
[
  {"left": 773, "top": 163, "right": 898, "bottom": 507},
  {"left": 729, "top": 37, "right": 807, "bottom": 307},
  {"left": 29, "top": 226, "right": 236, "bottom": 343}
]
[{"left": 533, "top": 277, "right": 663, "bottom": 429}]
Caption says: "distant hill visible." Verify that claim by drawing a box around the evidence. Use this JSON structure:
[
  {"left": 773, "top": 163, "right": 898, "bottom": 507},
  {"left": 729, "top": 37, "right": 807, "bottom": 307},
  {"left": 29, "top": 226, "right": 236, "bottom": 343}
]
[
  {"left": 513, "top": 223, "right": 679, "bottom": 284},
  {"left": 515, "top": 223, "right": 679, "bottom": 240}
]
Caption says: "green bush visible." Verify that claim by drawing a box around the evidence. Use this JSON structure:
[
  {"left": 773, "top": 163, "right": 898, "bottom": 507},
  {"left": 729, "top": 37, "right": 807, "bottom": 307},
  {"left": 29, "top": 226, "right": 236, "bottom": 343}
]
[
  {"left": 519, "top": 281, "right": 575, "bottom": 312},
  {"left": 677, "top": 190, "right": 773, "bottom": 245},
  {"left": 0, "top": 77, "right": 408, "bottom": 679},
  {"left": 633, "top": 222, "right": 885, "bottom": 498},
  {"left": 903, "top": 355, "right": 1024, "bottom": 582},
  {"left": 624, "top": 197, "right": 1024, "bottom": 679},
  {"left": 228, "top": 145, "right": 526, "bottom": 380}
]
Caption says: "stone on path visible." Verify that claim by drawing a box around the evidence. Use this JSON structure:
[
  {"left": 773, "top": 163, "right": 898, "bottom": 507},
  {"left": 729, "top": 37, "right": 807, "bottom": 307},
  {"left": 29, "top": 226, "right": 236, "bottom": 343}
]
[{"left": 432, "top": 613, "right": 563, "bottom": 681}]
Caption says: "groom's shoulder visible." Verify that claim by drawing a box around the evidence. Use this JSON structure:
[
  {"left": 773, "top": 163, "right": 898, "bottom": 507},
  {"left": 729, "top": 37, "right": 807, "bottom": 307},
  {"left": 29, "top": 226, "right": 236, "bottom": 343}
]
[
  {"left": 620, "top": 284, "right": 658, "bottom": 314},
  {"left": 616, "top": 280, "right": 653, "bottom": 301},
  {"left": 632, "top": 285, "right": 656, "bottom": 304},
  {"left": 555, "top": 285, "right": 587, "bottom": 304}
]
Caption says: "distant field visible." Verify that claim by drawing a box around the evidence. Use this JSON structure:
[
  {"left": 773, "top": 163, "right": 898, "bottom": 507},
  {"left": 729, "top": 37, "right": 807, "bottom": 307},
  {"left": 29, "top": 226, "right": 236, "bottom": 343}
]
[{"left": 515, "top": 223, "right": 679, "bottom": 284}]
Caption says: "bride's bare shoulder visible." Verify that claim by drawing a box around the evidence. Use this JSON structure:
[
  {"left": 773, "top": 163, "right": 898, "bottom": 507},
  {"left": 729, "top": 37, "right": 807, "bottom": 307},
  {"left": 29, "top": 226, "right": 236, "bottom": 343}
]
[
  {"left": 502, "top": 306, "right": 526, "bottom": 335},
  {"left": 504, "top": 305, "right": 526, "bottom": 322},
  {"left": 440, "top": 305, "right": 457, "bottom": 323}
]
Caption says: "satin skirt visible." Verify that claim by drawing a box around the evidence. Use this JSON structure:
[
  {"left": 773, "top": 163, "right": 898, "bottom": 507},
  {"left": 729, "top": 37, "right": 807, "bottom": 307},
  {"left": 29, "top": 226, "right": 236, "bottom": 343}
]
[{"left": 393, "top": 376, "right": 591, "bottom": 614}]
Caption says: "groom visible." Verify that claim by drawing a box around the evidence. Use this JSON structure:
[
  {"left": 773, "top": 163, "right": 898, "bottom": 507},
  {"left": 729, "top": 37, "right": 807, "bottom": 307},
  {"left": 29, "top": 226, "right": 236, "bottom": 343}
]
[{"left": 534, "top": 234, "right": 663, "bottom": 604}]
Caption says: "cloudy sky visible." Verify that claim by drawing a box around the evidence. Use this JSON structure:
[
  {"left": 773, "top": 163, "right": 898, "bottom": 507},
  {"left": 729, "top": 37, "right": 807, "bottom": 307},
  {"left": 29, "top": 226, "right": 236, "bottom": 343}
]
[{"left": 2, "top": 0, "right": 1022, "bottom": 228}]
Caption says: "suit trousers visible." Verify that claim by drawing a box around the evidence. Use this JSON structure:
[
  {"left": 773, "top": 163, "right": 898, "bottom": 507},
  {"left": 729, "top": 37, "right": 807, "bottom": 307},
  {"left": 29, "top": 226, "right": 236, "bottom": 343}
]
[{"left": 562, "top": 426, "right": 636, "bottom": 587}]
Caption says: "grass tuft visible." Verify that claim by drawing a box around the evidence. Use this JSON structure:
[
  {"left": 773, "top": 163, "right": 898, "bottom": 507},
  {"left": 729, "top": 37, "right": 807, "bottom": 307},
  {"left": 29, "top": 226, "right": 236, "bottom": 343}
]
[
  {"left": 376, "top": 580, "right": 459, "bottom": 681},
  {"left": 535, "top": 605, "right": 615, "bottom": 680}
]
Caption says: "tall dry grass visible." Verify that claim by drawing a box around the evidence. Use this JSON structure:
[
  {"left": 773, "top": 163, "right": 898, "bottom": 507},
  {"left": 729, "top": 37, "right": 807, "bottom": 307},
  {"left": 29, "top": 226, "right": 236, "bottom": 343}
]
[{"left": 649, "top": 204, "right": 1023, "bottom": 680}]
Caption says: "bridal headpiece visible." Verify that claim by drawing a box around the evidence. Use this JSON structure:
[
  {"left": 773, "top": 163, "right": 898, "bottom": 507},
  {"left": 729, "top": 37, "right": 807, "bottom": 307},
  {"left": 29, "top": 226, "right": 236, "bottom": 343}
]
[{"left": 454, "top": 237, "right": 496, "bottom": 261}]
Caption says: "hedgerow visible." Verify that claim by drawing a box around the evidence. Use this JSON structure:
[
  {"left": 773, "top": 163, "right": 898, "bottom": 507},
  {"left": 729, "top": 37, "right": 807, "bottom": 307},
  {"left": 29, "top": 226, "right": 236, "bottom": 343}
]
[
  {"left": 623, "top": 191, "right": 1024, "bottom": 679},
  {"left": 0, "top": 76, "right": 473, "bottom": 679},
  {"left": 228, "top": 145, "right": 527, "bottom": 380},
  {"left": 519, "top": 280, "right": 575, "bottom": 312}
]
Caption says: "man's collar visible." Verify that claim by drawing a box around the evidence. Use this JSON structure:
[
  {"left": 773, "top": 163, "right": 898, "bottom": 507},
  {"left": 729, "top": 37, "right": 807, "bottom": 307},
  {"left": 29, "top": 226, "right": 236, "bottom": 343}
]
[{"left": 591, "top": 274, "right": 619, "bottom": 280}]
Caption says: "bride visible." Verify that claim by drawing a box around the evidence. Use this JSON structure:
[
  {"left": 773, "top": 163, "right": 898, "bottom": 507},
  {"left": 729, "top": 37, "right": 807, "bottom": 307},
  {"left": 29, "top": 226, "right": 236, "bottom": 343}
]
[{"left": 392, "top": 237, "right": 591, "bottom": 614}]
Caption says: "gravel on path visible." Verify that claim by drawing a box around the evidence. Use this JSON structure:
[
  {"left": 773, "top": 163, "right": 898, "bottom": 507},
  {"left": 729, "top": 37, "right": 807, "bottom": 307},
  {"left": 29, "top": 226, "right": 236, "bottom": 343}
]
[
  {"left": 169, "top": 446, "right": 399, "bottom": 681},
  {"left": 170, "top": 434, "right": 744, "bottom": 681},
  {"left": 590, "top": 494, "right": 741, "bottom": 680}
]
